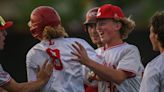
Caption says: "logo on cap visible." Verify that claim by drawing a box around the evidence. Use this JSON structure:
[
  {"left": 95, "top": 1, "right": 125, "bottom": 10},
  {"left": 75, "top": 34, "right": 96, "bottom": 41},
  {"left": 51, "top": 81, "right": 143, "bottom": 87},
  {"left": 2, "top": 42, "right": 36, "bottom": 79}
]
[
  {"left": 0, "top": 16, "right": 13, "bottom": 31},
  {"left": 97, "top": 8, "right": 101, "bottom": 17},
  {"left": 0, "top": 16, "right": 6, "bottom": 26},
  {"left": 96, "top": 4, "right": 124, "bottom": 19}
]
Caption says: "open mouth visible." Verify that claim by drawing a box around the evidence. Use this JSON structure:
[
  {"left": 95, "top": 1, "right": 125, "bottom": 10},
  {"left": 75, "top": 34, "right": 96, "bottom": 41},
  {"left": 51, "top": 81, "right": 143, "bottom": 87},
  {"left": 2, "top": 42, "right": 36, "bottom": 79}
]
[{"left": 99, "top": 31, "right": 104, "bottom": 38}]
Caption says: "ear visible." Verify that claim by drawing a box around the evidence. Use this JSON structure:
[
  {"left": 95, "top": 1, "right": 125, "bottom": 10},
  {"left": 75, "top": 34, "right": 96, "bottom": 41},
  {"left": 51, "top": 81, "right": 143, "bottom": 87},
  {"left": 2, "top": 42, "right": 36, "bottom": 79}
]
[{"left": 114, "top": 22, "right": 122, "bottom": 31}]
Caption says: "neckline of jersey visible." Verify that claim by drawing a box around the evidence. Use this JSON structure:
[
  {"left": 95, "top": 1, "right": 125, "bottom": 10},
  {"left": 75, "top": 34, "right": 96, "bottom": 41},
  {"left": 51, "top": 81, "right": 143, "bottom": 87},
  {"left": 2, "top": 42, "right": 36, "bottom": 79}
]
[{"left": 103, "top": 42, "right": 127, "bottom": 51}]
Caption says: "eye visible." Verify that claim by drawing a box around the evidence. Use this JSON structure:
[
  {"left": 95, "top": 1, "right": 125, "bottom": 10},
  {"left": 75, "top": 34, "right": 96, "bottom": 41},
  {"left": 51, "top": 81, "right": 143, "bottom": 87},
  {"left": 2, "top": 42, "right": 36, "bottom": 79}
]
[{"left": 88, "top": 24, "right": 96, "bottom": 29}]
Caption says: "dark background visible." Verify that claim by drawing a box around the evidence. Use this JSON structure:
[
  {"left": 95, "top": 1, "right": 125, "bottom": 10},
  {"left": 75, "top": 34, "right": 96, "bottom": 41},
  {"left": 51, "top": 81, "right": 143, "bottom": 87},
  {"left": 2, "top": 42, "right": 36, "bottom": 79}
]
[{"left": 0, "top": 0, "right": 161, "bottom": 82}]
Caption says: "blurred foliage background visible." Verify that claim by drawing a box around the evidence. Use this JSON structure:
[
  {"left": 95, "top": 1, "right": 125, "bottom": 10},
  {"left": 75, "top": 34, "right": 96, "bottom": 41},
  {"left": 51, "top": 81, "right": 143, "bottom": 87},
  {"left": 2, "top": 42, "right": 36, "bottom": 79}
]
[{"left": 0, "top": 0, "right": 163, "bottom": 82}]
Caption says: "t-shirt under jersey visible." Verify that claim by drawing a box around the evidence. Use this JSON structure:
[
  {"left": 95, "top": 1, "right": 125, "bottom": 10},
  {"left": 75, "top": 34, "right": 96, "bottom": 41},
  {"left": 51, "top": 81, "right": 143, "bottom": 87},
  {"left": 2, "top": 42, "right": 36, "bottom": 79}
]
[
  {"left": 26, "top": 38, "right": 103, "bottom": 92},
  {"left": 97, "top": 43, "right": 144, "bottom": 92},
  {"left": 139, "top": 52, "right": 164, "bottom": 92}
]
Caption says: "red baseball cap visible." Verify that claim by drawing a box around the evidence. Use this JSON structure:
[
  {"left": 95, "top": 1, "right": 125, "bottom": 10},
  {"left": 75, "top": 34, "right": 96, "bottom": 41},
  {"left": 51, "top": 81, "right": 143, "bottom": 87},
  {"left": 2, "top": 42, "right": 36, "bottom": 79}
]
[
  {"left": 29, "top": 6, "right": 61, "bottom": 37},
  {"left": 97, "top": 4, "right": 124, "bottom": 19},
  {"left": 0, "top": 16, "right": 13, "bottom": 31},
  {"left": 84, "top": 7, "right": 99, "bottom": 25}
]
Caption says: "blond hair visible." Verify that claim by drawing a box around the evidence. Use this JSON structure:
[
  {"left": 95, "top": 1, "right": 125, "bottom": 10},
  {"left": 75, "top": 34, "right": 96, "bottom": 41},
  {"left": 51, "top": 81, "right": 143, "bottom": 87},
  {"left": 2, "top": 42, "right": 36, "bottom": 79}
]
[
  {"left": 42, "top": 25, "right": 68, "bottom": 40},
  {"left": 117, "top": 16, "right": 136, "bottom": 39}
]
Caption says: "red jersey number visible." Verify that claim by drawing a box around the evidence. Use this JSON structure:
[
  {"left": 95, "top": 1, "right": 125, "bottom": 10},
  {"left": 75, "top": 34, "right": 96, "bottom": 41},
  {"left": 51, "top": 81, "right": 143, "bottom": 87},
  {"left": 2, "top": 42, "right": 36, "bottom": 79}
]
[{"left": 46, "top": 48, "right": 63, "bottom": 70}]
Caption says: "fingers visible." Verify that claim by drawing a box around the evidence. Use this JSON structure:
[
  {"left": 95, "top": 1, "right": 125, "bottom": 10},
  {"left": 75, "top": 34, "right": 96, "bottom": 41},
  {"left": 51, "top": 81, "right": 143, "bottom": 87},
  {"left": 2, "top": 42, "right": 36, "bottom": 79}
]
[
  {"left": 72, "top": 43, "right": 80, "bottom": 53},
  {"left": 70, "top": 58, "right": 80, "bottom": 61},
  {"left": 37, "top": 65, "right": 40, "bottom": 73},
  {"left": 71, "top": 41, "right": 86, "bottom": 54},
  {"left": 71, "top": 51, "right": 80, "bottom": 58},
  {"left": 46, "top": 63, "right": 53, "bottom": 76},
  {"left": 40, "top": 59, "right": 53, "bottom": 74},
  {"left": 49, "top": 59, "right": 54, "bottom": 65},
  {"left": 42, "top": 59, "right": 49, "bottom": 69},
  {"left": 75, "top": 41, "right": 84, "bottom": 50},
  {"left": 45, "top": 59, "right": 53, "bottom": 72}
]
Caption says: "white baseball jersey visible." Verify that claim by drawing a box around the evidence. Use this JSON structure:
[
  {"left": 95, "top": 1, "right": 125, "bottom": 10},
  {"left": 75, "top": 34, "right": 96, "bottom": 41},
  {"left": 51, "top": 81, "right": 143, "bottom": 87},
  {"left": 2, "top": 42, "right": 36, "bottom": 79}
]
[
  {"left": 26, "top": 38, "right": 102, "bottom": 92},
  {"left": 0, "top": 64, "right": 11, "bottom": 86},
  {"left": 139, "top": 52, "right": 164, "bottom": 92},
  {"left": 96, "top": 43, "right": 144, "bottom": 92}
]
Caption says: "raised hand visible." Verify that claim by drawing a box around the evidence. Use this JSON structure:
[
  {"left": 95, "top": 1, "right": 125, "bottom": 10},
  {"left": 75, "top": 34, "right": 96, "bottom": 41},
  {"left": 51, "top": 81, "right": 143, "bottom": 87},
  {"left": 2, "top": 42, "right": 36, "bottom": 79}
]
[
  {"left": 71, "top": 41, "right": 91, "bottom": 65},
  {"left": 36, "top": 59, "right": 53, "bottom": 84}
]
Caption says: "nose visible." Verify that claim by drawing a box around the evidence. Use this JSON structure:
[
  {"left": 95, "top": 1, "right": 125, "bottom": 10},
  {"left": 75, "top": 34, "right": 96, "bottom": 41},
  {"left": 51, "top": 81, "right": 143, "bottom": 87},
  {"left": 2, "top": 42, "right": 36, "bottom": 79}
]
[
  {"left": 96, "top": 22, "right": 101, "bottom": 30},
  {"left": 96, "top": 25, "right": 101, "bottom": 33}
]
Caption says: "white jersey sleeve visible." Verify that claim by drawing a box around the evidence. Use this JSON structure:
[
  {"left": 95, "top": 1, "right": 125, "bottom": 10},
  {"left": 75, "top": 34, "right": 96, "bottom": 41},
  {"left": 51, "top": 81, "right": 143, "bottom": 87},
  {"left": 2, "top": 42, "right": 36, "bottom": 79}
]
[
  {"left": 99, "top": 43, "right": 144, "bottom": 92},
  {"left": 0, "top": 64, "right": 11, "bottom": 86},
  {"left": 117, "top": 45, "right": 143, "bottom": 75},
  {"left": 139, "top": 53, "right": 164, "bottom": 92},
  {"left": 26, "top": 45, "right": 49, "bottom": 81}
]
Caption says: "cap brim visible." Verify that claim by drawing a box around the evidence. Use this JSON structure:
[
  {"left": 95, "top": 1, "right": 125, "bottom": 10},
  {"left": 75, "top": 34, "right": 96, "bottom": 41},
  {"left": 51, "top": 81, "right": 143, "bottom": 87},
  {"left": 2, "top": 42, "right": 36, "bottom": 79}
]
[{"left": 0, "top": 21, "right": 13, "bottom": 31}]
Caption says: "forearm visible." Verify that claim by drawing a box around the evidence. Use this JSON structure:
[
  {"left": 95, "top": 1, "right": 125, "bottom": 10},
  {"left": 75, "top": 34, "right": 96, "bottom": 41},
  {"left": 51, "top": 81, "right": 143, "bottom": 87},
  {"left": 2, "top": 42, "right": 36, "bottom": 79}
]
[
  {"left": 86, "top": 59, "right": 127, "bottom": 85},
  {"left": 18, "top": 80, "right": 45, "bottom": 92},
  {"left": 3, "top": 79, "right": 45, "bottom": 92},
  {"left": 0, "top": 87, "right": 8, "bottom": 92}
]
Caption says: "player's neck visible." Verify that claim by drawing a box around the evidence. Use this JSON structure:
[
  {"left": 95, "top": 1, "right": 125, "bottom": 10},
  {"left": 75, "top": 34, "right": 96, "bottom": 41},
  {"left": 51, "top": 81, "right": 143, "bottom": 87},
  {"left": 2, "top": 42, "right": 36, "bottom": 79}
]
[
  {"left": 105, "top": 39, "right": 124, "bottom": 49},
  {"left": 158, "top": 42, "right": 164, "bottom": 53},
  {"left": 97, "top": 43, "right": 103, "bottom": 48},
  {"left": 159, "top": 47, "right": 164, "bottom": 54}
]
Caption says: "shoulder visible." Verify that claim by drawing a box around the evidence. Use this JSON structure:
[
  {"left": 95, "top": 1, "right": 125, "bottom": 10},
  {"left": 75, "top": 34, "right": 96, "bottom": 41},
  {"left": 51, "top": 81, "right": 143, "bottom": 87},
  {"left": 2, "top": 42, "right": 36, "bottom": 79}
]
[
  {"left": 110, "top": 43, "right": 140, "bottom": 54},
  {"left": 26, "top": 42, "right": 46, "bottom": 57},
  {"left": 54, "top": 37, "right": 85, "bottom": 43},
  {"left": 122, "top": 43, "right": 140, "bottom": 53},
  {"left": 61, "top": 38, "right": 90, "bottom": 46},
  {"left": 124, "top": 43, "right": 139, "bottom": 50},
  {"left": 146, "top": 53, "right": 164, "bottom": 71},
  {"left": 64, "top": 38, "right": 87, "bottom": 43},
  {"left": 144, "top": 54, "right": 164, "bottom": 79}
]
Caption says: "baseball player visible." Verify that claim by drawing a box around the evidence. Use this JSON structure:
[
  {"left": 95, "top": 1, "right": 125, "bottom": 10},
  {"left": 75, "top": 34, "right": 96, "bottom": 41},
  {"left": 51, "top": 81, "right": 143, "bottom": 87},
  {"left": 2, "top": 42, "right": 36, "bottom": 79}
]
[
  {"left": 139, "top": 11, "right": 164, "bottom": 92},
  {"left": 84, "top": 7, "right": 103, "bottom": 49},
  {"left": 0, "top": 16, "right": 53, "bottom": 92},
  {"left": 71, "top": 4, "right": 144, "bottom": 92},
  {"left": 26, "top": 6, "right": 103, "bottom": 92},
  {"left": 83, "top": 7, "right": 102, "bottom": 92}
]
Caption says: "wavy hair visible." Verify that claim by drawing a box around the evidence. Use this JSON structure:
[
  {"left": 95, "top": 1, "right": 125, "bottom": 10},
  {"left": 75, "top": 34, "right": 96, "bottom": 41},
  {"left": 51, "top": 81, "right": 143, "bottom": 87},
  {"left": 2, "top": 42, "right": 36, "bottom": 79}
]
[{"left": 42, "top": 25, "right": 68, "bottom": 40}]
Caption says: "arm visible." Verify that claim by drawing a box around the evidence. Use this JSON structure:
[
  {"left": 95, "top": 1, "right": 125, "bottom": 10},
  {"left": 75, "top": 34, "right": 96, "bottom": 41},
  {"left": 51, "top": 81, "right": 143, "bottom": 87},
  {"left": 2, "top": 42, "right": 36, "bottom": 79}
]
[
  {"left": 71, "top": 42, "right": 128, "bottom": 85},
  {"left": 0, "top": 87, "right": 8, "bottom": 92},
  {"left": 83, "top": 58, "right": 127, "bottom": 85},
  {"left": 2, "top": 60, "right": 53, "bottom": 92}
]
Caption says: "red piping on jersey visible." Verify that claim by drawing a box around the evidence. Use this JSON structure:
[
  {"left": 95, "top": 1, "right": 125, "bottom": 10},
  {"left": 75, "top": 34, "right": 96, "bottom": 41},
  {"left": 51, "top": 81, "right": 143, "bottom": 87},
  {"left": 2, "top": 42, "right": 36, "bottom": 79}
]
[
  {"left": 118, "top": 68, "right": 137, "bottom": 78},
  {"left": 104, "top": 42, "right": 127, "bottom": 51}
]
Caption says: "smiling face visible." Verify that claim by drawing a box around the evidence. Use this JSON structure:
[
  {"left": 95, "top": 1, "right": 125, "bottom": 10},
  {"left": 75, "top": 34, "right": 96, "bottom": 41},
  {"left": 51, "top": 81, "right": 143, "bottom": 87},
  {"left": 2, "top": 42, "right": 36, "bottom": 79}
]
[
  {"left": 96, "top": 19, "right": 122, "bottom": 44},
  {"left": 86, "top": 23, "right": 102, "bottom": 46},
  {"left": 0, "top": 30, "right": 7, "bottom": 50}
]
